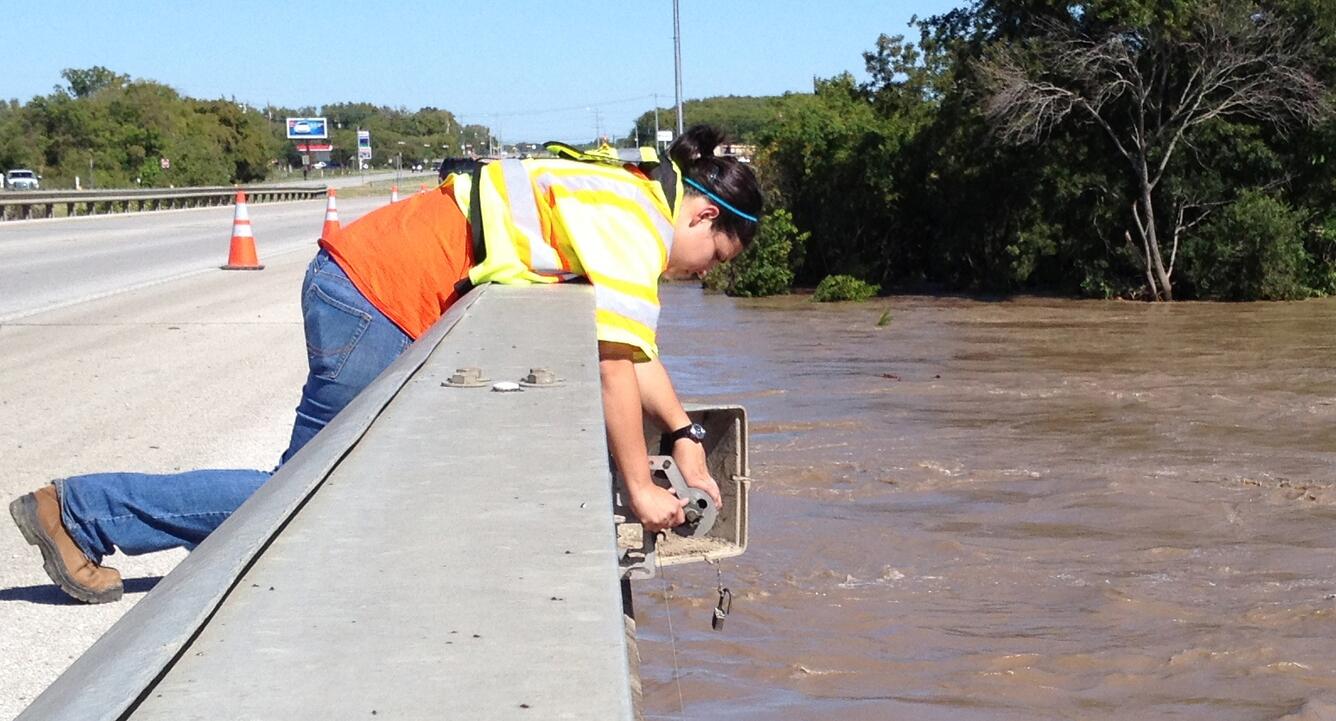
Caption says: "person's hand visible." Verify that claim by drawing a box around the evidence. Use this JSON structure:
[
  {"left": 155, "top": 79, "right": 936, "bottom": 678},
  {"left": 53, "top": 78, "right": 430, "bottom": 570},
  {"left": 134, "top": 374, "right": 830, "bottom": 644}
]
[
  {"left": 672, "top": 439, "right": 723, "bottom": 510},
  {"left": 628, "top": 482, "right": 688, "bottom": 533}
]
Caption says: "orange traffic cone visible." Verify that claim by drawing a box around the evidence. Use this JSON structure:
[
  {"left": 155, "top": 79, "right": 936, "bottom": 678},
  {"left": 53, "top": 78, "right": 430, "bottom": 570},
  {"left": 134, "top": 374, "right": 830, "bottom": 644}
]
[
  {"left": 222, "top": 191, "right": 263, "bottom": 270},
  {"left": 321, "top": 188, "right": 340, "bottom": 242},
  {"left": 390, "top": 185, "right": 399, "bottom": 203}
]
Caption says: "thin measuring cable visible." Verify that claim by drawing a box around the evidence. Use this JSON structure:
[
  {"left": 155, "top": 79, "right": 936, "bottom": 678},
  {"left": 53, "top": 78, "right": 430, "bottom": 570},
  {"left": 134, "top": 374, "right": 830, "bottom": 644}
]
[
  {"left": 708, "top": 557, "right": 724, "bottom": 595},
  {"left": 656, "top": 551, "right": 687, "bottom": 719}
]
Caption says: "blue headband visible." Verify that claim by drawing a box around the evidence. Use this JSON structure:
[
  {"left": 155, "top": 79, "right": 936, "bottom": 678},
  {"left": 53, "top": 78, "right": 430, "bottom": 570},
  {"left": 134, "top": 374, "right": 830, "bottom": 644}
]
[{"left": 683, "top": 176, "right": 759, "bottom": 223}]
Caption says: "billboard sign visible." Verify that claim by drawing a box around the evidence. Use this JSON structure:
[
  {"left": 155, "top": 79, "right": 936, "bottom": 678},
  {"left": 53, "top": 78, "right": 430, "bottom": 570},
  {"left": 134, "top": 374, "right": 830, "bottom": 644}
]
[
  {"left": 357, "top": 130, "right": 372, "bottom": 160},
  {"left": 286, "top": 117, "right": 329, "bottom": 140}
]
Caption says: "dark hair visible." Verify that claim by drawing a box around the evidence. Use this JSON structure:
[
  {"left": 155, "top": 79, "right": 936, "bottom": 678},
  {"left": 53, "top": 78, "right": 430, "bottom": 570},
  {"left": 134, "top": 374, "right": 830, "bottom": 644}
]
[{"left": 667, "top": 125, "right": 763, "bottom": 245}]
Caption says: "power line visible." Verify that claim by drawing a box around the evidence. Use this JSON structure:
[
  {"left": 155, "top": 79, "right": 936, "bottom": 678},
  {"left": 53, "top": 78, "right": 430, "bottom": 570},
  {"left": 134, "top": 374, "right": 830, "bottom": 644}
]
[{"left": 453, "top": 93, "right": 670, "bottom": 121}]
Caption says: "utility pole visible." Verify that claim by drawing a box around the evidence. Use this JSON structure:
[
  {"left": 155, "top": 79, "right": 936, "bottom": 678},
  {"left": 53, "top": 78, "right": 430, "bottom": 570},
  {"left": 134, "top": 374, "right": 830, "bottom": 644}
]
[
  {"left": 673, "top": 0, "right": 684, "bottom": 135},
  {"left": 654, "top": 92, "right": 662, "bottom": 150}
]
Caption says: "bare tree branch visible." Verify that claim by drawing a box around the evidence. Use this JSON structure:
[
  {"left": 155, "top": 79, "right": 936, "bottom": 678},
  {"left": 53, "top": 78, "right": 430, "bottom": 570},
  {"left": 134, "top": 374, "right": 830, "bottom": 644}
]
[{"left": 975, "top": 6, "right": 1333, "bottom": 300}]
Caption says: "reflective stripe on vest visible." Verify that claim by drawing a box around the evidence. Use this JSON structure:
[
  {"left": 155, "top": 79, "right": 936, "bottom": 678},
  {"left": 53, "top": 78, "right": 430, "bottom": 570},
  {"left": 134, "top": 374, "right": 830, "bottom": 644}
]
[
  {"left": 468, "top": 160, "right": 674, "bottom": 287},
  {"left": 594, "top": 282, "right": 660, "bottom": 333},
  {"left": 464, "top": 159, "right": 676, "bottom": 359},
  {"left": 529, "top": 167, "right": 675, "bottom": 259},
  {"left": 495, "top": 159, "right": 572, "bottom": 277}
]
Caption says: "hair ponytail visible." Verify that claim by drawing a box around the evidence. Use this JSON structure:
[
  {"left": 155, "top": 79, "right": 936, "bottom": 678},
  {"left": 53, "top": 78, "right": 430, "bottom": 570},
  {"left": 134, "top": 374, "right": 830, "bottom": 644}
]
[
  {"left": 667, "top": 125, "right": 725, "bottom": 168},
  {"left": 667, "top": 124, "right": 763, "bottom": 245}
]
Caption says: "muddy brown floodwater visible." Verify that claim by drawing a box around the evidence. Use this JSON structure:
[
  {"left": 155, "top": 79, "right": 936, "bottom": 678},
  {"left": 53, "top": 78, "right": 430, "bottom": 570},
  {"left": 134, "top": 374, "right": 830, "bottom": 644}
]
[{"left": 634, "top": 284, "right": 1336, "bottom": 721}]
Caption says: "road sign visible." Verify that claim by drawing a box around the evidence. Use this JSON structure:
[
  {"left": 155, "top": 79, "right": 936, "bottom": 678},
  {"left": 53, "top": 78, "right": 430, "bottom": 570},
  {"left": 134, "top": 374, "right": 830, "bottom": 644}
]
[
  {"left": 286, "top": 117, "right": 329, "bottom": 140},
  {"left": 656, "top": 130, "right": 673, "bottom": 143},
  {"left": 357, "top": 130, "right": 372, "bottom": 161},
  {"left": 159, "top": 158, "right": 170, "bottom": 170}
]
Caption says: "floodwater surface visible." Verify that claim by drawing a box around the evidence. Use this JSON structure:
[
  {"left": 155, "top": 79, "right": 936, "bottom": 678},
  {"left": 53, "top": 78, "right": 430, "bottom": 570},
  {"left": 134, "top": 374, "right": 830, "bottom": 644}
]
[{"left": 635, "top": 285, "right": 1336, "bottom": 721}]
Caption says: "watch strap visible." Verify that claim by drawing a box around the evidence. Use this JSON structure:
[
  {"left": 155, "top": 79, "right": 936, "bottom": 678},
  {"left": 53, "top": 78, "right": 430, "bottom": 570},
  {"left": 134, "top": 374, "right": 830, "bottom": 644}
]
[{"left": 659, "top": 423, "right": 701, "bottom": 455}]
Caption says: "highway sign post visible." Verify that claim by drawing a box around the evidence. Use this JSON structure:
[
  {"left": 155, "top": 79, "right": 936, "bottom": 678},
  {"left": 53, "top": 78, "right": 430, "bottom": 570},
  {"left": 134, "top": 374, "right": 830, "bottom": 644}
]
[
  {"left": 357, "top": 130, "right": 372, "bottom": 175},
  {"left": 287, "top": 118, "right": 329, "bottom": 178}
]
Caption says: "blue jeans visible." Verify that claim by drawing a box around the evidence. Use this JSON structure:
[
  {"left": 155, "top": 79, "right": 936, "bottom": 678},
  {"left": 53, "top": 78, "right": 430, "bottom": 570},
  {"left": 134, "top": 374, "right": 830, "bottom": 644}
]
[{"left": 56, "top": 250, "right": 412, "bottom": 563}]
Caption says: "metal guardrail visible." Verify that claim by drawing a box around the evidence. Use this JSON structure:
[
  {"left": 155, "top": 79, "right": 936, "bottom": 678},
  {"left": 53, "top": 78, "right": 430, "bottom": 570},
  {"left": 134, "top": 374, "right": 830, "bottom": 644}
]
[{"left": 0, "top": 185, "right": 328, "bottom": 221}]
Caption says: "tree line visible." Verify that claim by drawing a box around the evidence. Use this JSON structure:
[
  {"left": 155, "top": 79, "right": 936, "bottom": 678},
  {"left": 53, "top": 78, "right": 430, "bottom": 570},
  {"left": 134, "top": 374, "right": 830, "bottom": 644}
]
[
  {"left": 702, "top": 0, "right": 1336, "bottom": 302},
  {"left": 0, "top": 67, "right": 494, "bottom": 189}
]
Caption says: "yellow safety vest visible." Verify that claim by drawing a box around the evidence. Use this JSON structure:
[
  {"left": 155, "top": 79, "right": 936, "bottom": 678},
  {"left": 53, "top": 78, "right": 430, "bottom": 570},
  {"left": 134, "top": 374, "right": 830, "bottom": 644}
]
[{"left": 451, "top": 155, "right": 683, "bottom": 360}]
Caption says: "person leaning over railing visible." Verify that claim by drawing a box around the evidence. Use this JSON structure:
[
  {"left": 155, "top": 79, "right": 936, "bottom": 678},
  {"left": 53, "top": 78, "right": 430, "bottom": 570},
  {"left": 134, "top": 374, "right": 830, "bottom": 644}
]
[{"left": 7, "top": 125, "right": 763, "bottom": 604}]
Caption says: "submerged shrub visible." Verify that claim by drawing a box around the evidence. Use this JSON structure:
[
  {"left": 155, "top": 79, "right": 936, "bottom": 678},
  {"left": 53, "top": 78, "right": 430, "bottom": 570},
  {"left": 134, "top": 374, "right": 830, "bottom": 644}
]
[{"left": 812, "top": 274, "right": 880, "bottom": 302}]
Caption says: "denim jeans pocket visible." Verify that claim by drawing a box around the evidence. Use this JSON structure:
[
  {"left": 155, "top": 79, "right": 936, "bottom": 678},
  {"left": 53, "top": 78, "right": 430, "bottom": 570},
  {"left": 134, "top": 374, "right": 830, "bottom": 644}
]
[{"left": 303, "top": 282, "right": 372, "bottom": 381}]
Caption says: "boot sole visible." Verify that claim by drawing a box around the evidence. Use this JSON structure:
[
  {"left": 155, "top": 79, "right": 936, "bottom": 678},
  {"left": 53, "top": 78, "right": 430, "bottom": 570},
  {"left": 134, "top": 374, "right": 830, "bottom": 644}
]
[{"left": 9, "top": 495, "right": 123, "bottom": 604}]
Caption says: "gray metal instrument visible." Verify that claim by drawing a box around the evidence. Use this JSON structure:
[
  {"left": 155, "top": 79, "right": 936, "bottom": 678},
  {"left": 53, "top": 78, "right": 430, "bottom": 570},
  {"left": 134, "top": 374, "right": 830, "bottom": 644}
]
[
  {"left": 615, "top": 405, "right": 751, "bottom": 581},
  {"left": 650, "top": 455, "right": 717, "bottom": 538},
  {"left": 614, "top": 455, "right": 718, "bottom": 580}
]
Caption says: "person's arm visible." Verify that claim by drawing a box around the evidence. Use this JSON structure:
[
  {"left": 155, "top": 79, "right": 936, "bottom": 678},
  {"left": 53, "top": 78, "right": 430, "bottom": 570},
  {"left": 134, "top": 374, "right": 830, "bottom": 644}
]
[
  {"left": 634, "top": 358, "right": 723, "bottom": 508},
  {"left": 600, "top": 342, "right": 686, "bottom": 533}
]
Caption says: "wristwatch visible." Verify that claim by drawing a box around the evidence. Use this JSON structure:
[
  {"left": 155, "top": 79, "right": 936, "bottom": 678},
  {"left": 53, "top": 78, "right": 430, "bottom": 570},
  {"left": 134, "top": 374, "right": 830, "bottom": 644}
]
[{"left": 665, "top": 422, "right": 706, "bottom": 447}]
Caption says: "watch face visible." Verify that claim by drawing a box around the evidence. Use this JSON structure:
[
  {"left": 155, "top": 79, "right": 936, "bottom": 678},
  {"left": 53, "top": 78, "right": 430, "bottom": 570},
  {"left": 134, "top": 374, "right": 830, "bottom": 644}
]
[{"left": 688, "top": 423, "right": 706, "bottom": 441}]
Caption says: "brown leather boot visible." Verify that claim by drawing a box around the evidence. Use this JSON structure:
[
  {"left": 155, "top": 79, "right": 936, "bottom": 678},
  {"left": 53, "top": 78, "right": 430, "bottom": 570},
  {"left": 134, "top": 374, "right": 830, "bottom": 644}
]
[{"left": 9, "top": 485, "right": 123, "bottom": 604}]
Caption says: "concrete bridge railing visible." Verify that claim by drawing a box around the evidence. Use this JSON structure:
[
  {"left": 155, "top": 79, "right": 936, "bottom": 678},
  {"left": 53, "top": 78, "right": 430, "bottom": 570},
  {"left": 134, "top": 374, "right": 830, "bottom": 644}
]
[
  {"left": 17, "top": 283, "right": 750, "bottom": 721},
  {"left": 0, "top": 185, "right": 328, "bottom": 221}
]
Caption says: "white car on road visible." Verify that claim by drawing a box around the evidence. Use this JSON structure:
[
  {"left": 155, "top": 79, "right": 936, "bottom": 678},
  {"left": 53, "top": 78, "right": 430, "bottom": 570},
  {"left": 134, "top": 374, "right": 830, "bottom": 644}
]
[{"left": 4, "top": 169, "right": 40, "bottom": 190}]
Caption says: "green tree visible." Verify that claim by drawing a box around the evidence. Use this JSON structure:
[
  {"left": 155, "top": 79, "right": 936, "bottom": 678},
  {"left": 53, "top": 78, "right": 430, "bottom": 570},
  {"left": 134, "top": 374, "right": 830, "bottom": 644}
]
[
  {"left": 0, "top": 70, "right": 488, "bottom": 186},
  {"left": 704, "top": 209, "right": 806, "bottom": 297},
  {"left": 627, "top": 96, "right": 783, "bottom": 146},
  {"left": 758, "top": 75, "right": 910, "bottom": 285},
  {"left": 753, "top": 0, "right": 1336, "bottom": 301},
  {"left": 975, "top": 2, "right": 1332, "bottom": 299},
  {"left": 60, "top": 66, "right": 129, "bottom": 99}
]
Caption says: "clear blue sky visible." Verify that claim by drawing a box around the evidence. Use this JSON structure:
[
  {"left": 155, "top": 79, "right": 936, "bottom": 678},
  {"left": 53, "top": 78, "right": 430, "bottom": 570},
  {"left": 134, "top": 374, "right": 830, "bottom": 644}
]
[{"left": 2, "top": 0, "right": 961, "bottom": 143}]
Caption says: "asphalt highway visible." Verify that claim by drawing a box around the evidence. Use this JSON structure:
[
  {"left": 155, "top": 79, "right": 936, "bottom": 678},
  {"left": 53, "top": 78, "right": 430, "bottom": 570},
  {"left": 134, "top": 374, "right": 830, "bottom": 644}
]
[
  {"left": 0, "top": 195, "right": 391, "bottom": 322},
  {"left": 0, "top": 199, "right": 387, "bottom": 718}
]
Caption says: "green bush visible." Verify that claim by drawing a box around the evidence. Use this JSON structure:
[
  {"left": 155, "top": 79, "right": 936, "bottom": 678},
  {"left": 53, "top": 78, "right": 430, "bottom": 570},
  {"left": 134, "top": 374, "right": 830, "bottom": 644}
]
[
  {"left": 703, "top": 209, "right": 806, "bottom": 297},
  {"left": 1183, "top": 190, "right": 1311, "bottom": 300},
  {"left": 1306, "top": 216, "right": 1336, "bottom": 296},
  {"left": 812, "top": 274, "right": 880, "bottom": 302}
]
